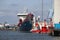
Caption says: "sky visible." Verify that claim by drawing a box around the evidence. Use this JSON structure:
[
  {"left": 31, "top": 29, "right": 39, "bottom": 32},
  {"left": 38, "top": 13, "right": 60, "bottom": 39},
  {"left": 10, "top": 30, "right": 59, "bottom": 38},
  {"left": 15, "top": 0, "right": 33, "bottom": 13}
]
[{"left": 0, "top": 0, "right": 53, "bottom": 24}]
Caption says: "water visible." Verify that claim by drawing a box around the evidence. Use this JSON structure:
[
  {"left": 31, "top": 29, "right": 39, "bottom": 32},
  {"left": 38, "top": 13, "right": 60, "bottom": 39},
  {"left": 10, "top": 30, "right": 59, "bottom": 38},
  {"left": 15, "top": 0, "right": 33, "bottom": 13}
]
[{"left": 0, "top": 30, "right": 60, "bottom": 40}]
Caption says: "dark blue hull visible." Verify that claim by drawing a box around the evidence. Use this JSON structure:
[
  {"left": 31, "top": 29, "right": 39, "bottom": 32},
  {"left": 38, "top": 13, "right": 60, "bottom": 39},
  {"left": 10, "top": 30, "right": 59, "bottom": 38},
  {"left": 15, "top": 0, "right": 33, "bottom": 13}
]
[{"left": 19, "top": 21, "right": 32, "bottom": 32}]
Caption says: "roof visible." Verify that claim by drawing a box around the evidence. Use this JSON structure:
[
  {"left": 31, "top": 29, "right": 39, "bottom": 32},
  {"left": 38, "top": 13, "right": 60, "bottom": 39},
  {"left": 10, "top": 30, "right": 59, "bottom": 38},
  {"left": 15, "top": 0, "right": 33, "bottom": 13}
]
[{"left": 17, "top": 12, "right": 28, "bottom": 16}]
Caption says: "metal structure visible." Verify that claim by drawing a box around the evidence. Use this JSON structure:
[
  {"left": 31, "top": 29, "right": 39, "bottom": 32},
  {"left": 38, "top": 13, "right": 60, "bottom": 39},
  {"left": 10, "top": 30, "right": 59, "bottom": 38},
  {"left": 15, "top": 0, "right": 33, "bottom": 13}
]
[{"left": 49, "top": 0, "right": 60, "bottom": 36}]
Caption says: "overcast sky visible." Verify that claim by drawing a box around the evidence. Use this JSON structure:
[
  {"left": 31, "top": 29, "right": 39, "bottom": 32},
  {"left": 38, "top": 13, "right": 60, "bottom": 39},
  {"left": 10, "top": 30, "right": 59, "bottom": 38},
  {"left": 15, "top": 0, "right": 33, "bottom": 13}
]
[{"left": 0, "top": 0, "right": 53, "bottom": 24}]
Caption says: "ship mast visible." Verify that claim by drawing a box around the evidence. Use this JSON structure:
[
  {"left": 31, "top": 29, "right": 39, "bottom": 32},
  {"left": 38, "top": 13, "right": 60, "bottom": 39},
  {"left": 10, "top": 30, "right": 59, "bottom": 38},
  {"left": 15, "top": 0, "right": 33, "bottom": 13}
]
[{"left": 42, "top": 0, "right": 43, "bottom": 21}]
